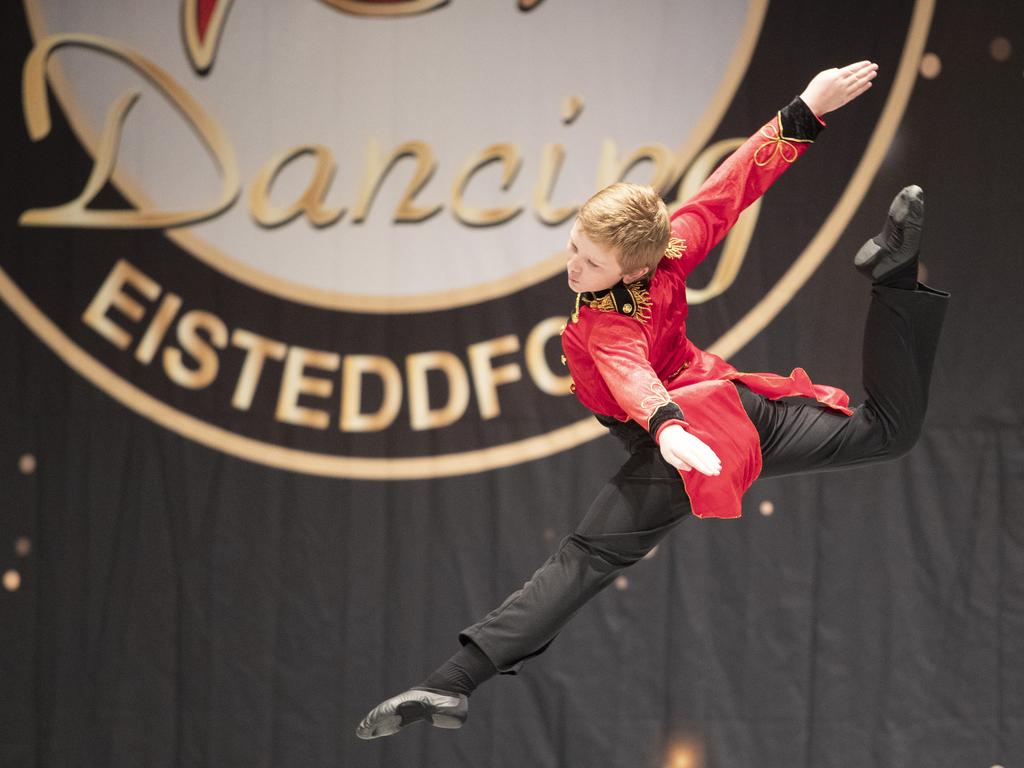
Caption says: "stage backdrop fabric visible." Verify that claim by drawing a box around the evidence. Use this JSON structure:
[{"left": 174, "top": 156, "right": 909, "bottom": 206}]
[{"left": 1, "top": 1, "right": 1022, "bottom": 767}]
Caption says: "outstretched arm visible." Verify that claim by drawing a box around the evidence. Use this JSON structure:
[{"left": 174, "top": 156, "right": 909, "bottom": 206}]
[{"left": 668, "top": 61, "right": 878, "bottom": 278}]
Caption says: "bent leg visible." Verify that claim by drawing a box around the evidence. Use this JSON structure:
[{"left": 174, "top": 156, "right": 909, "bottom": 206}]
[
  {"left": 740, "top": 283, "right": 948, "bottom": 478},
  {"left": 460, "top": 441, "right": 691, "bottom": 672}
]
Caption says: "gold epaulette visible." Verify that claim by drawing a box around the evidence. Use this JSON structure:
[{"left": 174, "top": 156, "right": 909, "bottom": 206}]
[{"left": 663, "top": 237, "right": 686, "bottom": 260}]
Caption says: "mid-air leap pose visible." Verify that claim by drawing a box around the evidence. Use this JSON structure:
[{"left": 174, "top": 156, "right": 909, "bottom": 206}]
[{"left": 357, "top": 60, "right": 948, "bottom": 740}]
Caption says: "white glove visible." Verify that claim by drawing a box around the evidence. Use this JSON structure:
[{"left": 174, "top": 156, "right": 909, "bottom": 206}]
[{"left": 658, "top": 424, "right": 721, "bottom": 476}]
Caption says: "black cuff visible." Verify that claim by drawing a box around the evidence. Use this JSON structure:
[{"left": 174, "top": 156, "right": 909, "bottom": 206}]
[
  {"left": 780, "top": 96, "right": 825, "bottom": 141},
  {"left": 648, "top": 402, "right": 685, "bottom": 440}
]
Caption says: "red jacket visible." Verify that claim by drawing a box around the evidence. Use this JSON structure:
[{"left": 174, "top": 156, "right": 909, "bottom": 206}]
[{"left": 562, "top": 98, "right": 852, "bottom": 520}]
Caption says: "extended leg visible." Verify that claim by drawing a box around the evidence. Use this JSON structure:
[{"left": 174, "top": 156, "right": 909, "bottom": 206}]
[
  {"left": 460, "top": 445, "right": 691, "bottom": 672},
  {"left": 356, "top": 438, "right": 691, "bottom": 739}
]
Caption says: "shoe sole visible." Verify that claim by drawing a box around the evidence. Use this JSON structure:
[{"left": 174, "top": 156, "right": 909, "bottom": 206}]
[
  {"left": 397, "top": 700, "right": 465, "bottom": 729},
  {"left": 356, "top": 700, "right": 465, "bottom": 739},
  {"left": 854, "top": 186, "right": 923, "bottom": 280},
  {"left": 853, "top": 238, "right": 883, "bottom": 271}
]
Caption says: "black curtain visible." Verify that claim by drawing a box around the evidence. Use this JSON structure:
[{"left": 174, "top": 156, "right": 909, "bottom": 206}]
[{"left": 1, "top": 1, "right": 1022, "bottom": 766}]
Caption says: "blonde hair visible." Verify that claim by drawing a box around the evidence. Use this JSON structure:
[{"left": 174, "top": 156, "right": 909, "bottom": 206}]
[{"left": 576, "top": 182, "right": 670, "bottom": 277}]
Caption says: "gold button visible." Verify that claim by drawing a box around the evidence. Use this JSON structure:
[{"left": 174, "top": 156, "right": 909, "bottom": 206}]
[
  {"left": 569, "top": 382, "right": 576, "bottom": 393},
  {"left": 623, "top": 303, "right": 633, "bottom": 313},
  {"left": 560, "top": 355, "right": 567, "bottom": 366}
]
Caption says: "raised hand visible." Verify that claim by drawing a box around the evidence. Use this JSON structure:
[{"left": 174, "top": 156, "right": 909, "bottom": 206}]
[
  {"left": 658, "top": 424, "right": 722, "bottom": 476},
  {"left": 799, "top": 60, "right": 878, "bottom": 116}
]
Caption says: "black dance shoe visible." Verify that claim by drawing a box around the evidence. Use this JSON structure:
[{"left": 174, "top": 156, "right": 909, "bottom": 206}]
[
  {"left": 853, "top": 185, "right": 924, "bottom": 283},
  {"left": 355, "top": 687, "right": 469, "bottom": 740}
]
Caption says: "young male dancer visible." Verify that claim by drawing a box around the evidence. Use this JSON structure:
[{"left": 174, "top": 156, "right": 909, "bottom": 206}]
[{"left": 356, "top": 60, "right": 948, "bottom": 739}]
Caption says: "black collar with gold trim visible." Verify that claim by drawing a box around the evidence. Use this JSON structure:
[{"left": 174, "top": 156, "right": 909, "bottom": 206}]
[{"left": 572, "top": 279, "right": 652, "bottom": 324}]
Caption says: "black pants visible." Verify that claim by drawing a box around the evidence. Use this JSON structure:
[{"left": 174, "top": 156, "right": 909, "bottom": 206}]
[{"left": 460, "top": 284, "right": 948, "bottom": 672}]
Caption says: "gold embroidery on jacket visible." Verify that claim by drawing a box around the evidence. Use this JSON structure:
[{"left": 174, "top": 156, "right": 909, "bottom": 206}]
[
  {"left": 753, "top": 112, "right": 813, "bottom": 167},
  {"left": 572, "top": 279, "right": 653, "bottom": 324},
  {"left": 586, "top": 282, "right": 652, "bottom": 323},
  {"left": 663, "top": 237, "right": 686, "bottom": 260},
  {"left": 640, "top": 381, "right": 673, "bottom": 425}
]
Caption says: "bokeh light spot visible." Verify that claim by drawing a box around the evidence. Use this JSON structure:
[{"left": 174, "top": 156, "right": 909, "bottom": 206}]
[
  {"left": 666, "top": 742, "right": 700, "bottom": 768},
  {"left": 920, "top": 52, "right": 942, "bottom": 79},
  {"left": 990, "top": 37, "right": 1012, "bottom": 62}
]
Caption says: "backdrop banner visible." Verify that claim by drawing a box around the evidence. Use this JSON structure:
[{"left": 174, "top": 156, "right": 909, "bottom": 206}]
[{"left": 1, "top": 1, "right": 1021, "bottom": 766}]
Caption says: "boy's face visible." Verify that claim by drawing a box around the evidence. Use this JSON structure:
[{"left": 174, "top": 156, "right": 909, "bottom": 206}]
[{"left": 566, "top": 220, "right": 645, "bottom": 293}]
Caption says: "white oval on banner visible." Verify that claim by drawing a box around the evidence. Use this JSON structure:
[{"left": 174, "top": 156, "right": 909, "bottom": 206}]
[{"left": 25, "top": 0, "right": 754, "bottom": 306}]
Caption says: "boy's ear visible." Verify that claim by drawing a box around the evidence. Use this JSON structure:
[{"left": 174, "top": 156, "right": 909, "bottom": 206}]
[{"left": 622, "top": 267, "right": 649, "bottom": 284}]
